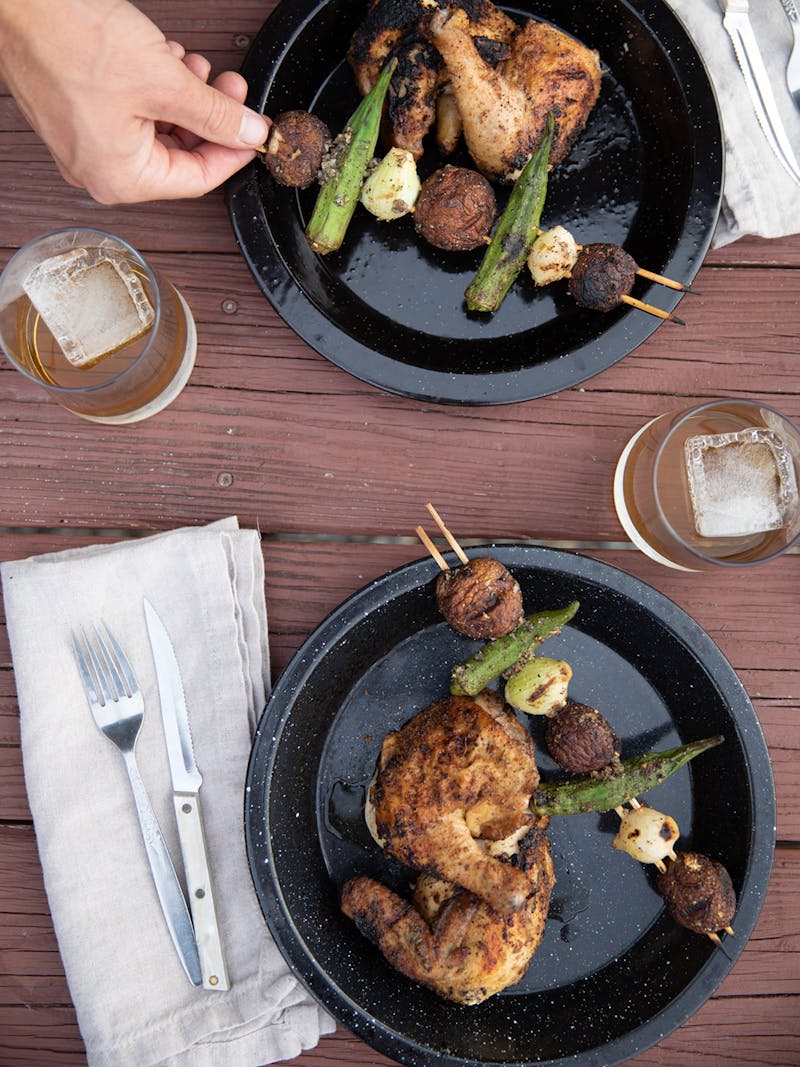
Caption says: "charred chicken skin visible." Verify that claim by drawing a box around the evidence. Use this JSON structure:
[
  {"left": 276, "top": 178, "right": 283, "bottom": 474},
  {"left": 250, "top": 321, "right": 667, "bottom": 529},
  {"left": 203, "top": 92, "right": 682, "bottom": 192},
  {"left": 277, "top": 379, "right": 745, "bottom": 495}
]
[
  {"left": 422, "top": 6, "right": 602, "bottom": 181},
  {"left": 342, "top": 818, "right": 554, "bottom": 1004},
  {"left": 368, "top": 691, "right": 540, "bottom": 914},
  {"left": 349, "top": 0, "right": 516, "bottom": 159}
]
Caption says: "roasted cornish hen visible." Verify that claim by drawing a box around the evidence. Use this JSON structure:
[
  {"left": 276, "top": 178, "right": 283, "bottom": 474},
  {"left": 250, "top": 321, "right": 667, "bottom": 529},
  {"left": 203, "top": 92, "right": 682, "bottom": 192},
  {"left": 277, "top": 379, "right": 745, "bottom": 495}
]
[
  {"left": 422, "top": 6, "right": 602, "bottom": 180},
  {"left": 367, "top": 691, "right": 540, "bottom": 914},
  {"left": 342, "top": 818, "right": 554, "bottom": 1004}
]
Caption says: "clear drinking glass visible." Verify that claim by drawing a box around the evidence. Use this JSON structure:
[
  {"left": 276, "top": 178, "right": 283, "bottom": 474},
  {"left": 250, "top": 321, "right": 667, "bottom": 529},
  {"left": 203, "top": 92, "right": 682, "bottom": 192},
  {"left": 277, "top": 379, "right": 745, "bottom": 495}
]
[
  {"left": 613, "top": 399, "right": 800, "bottom": 570},
  {"left": 0, "top": 228, "right": 197, "bottom": 423}
]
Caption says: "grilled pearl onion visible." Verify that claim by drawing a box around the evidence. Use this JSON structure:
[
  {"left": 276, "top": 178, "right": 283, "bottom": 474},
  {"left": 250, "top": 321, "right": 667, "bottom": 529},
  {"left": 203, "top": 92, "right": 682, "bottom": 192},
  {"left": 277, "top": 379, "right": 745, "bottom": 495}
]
[
  {"left": 528, "top": 225, "right": 580, "bottom": 286},
  {"left": 360, "top": 147, "right": 421, "bottom": 220},
  {"left": 504, "top": 657, "right": 572, "bottom": 717},
  {"left": 612, "top": 805, "right": 679, "bottom": 865}
]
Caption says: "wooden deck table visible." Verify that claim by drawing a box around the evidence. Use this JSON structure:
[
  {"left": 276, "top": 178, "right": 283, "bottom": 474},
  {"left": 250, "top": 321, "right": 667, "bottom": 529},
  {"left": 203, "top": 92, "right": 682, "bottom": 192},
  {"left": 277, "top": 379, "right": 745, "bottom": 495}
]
[{"left": 1, "top": 3, "right": 799, "bottom": 1065}]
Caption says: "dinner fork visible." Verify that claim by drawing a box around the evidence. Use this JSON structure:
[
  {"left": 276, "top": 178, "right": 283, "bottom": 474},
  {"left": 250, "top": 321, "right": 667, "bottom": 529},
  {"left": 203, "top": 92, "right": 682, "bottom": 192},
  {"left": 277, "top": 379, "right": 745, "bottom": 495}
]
[
  {"left": 780, "top": 0, "right": 800, "bottom": 110},
  {"left": 72, "top": 625, "right": 202, "bottom": 986}
]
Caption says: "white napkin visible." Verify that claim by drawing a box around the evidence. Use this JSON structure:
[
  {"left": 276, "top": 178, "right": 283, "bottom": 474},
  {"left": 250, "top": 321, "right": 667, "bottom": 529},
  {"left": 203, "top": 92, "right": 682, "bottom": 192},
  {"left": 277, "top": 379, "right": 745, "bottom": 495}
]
[
  {"left": 665, "top": 0, "right": 800, "bottom": 247},
  {"left": 0, "top": 518, "right": 334, "bottom": 1067}
]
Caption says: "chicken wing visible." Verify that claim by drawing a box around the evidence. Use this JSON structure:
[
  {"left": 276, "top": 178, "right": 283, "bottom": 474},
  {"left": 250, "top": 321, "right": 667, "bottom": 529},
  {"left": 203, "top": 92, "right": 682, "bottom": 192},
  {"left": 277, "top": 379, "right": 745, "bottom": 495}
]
[
  {"left": 422, "top": 7, "right": 602, "bottom": 180},
  {"left": 368, "top": 692, "right": 539, "bottom": 914},
  {"left": 342, "top": 819, "right": 554, "bottom": 1004}
]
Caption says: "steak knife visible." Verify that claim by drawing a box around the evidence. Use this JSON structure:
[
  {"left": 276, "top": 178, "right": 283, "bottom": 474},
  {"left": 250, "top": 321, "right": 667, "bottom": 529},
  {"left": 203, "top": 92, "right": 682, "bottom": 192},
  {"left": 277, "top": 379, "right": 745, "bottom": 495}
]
[
  {"left": 719, "top": 0, "right": 800, "bottom": 186},
  {"left": 144, "top": 598, "right": 230, "bottom": 991}
]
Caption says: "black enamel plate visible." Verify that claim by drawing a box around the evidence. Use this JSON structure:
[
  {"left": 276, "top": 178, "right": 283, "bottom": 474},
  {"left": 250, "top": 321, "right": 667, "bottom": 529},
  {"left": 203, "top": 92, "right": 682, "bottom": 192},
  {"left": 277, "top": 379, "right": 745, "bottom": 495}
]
[
  {"left": 245, "top": 547, "right": 775, "bottom": 1067},
  {"left": 227, "top": 0, "right": 722, "bottom": 405}
]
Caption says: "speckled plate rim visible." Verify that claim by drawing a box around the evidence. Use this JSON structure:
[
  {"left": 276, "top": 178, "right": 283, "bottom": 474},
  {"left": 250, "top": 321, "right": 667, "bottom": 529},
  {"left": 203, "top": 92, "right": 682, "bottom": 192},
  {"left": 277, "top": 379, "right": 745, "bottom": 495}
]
[
  {"left": 226, "top": 0, "right": 723, "bottom": 406},
  {"left": 244, "top": 546, "right": 775, "bottom": 1067}
]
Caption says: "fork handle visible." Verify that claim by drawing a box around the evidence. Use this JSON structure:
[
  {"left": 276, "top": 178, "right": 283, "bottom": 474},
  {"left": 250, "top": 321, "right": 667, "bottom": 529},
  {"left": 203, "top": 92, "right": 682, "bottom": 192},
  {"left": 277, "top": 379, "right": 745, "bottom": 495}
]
[
  {"left": 780, "top": 0, "right": 799, "bottom": 23},
  {"left": 123, "top": 751, "right": 202, "bottom": 986}
]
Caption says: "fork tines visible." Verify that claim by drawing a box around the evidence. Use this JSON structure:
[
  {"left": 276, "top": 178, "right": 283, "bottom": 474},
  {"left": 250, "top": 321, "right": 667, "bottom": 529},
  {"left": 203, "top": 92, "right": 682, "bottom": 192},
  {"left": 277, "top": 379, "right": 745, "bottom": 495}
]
[{"left": 72, "top": 625, "right": 136, "bottom": 707}]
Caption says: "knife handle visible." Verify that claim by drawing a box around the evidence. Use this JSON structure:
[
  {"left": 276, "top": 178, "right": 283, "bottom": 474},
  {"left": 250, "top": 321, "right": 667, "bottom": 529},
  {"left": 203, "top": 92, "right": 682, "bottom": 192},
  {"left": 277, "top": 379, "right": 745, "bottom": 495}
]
[{"left": 173, "top": 793, "right": 230, "bottom": 991}]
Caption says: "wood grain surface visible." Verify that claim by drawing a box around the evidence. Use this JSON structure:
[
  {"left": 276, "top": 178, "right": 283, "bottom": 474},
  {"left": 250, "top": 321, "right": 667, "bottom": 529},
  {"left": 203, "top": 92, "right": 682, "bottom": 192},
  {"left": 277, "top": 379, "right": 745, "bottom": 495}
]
[{"left": 1, "top": 2, "right": 799, "bottom": 1065}]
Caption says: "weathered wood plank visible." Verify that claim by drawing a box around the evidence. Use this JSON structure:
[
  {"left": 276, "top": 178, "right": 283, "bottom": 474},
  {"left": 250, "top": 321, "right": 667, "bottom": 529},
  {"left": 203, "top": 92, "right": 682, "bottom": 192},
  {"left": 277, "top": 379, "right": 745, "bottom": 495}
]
[{"left": 0, "top": 261, "right": 798, "bottom": 538}]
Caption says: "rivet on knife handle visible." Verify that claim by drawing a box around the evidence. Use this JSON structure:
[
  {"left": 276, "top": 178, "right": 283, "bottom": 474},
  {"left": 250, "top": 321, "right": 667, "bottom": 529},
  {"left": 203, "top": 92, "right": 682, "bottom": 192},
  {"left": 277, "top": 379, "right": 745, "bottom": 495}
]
[{"left": 174, "top": 792, "right": 230, "bottom": 990}]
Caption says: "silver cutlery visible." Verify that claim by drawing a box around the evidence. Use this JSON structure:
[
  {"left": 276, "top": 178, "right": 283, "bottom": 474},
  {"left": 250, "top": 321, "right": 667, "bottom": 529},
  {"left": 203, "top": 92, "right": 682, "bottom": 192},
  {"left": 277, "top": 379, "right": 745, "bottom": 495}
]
[
  {"left": 779, "top": 0, "right": 800, "bottom": 110},
  {"left": 143, "top": 598, "right": 230, "bottom": 991},
  {"left": 719, "top": 0, "right": 800, "bottom": 185},
  {"left": 72, "top": 624, "right": 202, "bottom": 986}
]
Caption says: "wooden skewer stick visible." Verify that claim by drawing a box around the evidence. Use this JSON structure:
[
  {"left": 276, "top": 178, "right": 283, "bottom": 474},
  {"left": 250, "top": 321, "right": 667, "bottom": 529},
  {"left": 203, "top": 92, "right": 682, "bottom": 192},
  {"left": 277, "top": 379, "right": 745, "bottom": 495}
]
[
  {"left": 425, "top": 503, "right": 470, "bottom": 565},
  {"left": 415, "top": 525, "right": 449, "bottom": 571},
  {"left": 620, "top": 294, "right": 685, "bottom": 326},
  {"left": 635, "top": 265, "right": 698, "bottom": 294},
  {"left": 253, "top": 144, "right": 267, "bottom": 155}
]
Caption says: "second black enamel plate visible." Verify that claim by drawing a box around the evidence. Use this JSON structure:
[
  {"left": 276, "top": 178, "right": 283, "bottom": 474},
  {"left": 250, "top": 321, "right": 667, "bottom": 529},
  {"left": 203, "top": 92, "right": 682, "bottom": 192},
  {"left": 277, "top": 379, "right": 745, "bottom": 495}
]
[
  {"left": 245, "top": 547, "right": 775, "bottom": 1066},
  {"left": 228, "top": 0, "right": 722, "bottom": 404}
]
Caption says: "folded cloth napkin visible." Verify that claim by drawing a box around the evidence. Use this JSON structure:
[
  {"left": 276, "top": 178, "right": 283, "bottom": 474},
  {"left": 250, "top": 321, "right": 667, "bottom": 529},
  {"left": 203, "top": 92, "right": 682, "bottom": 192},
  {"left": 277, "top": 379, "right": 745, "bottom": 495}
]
[
  {"left": 1, "top": 517, "right": 334, "bottom": 1067},
  {"left": 665, "top": 0, "right": 800, "bottom": 247}
]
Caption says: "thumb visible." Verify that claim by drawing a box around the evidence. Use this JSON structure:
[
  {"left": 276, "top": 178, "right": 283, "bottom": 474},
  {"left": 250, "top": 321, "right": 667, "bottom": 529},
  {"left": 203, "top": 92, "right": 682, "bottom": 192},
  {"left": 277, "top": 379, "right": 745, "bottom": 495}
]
[{"left": 165, "top": 66, "right": 269, "bottom": 148}]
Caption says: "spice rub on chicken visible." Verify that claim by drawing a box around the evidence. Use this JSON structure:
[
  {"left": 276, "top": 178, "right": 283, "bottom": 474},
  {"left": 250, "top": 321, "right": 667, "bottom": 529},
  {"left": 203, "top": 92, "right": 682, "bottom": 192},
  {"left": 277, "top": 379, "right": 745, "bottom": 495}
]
[
  {"left": 348, "top": 0, "right": 516, "bottom": 159},
  {"left": 421, "top": 6, "right": 602, "bottom": 181},
  {"left": 366, "top": 690, "right": 541, "bottom": 914},
  {"left": 342, "top": 817, "right": 553, "bottom": 1004}
]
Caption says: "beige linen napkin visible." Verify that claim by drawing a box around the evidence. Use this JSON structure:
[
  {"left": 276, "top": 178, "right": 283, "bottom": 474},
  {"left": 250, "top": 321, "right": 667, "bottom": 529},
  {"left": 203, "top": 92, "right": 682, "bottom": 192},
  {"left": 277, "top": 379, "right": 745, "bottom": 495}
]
[
  {"left": 1, "top": 517, "right": 334, "bottom": 1067},
  {"left": 665, "top": 0, "right": 800, "bottom": 247}
]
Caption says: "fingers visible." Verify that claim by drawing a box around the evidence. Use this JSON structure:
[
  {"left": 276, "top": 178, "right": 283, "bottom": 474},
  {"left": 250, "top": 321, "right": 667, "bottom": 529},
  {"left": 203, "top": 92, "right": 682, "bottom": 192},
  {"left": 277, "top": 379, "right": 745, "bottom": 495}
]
[
  {"left": 135, "top": 141, "right": 259, "bottom": 201},
  {"left": 182, "top": 52, "right": 211, "bottom": 84},
  {"left": 163, "top": 61, "right": 269, "bottom": 150}
]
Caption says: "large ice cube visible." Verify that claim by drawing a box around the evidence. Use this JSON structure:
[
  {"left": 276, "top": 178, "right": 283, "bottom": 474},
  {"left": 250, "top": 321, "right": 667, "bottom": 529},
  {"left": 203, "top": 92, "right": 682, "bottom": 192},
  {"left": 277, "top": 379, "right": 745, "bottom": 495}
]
[
  {"left": 684, "top": 428, "right": 799, "bottom": 538},
  {"left": 22, "top": 247, "right": 154, "bottom": 367}
]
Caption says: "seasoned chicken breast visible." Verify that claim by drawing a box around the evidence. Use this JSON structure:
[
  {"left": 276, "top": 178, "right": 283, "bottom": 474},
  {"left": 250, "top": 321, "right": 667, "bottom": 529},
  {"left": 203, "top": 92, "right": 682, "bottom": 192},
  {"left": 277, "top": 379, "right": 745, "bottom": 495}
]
[
  {"left": 342, "top": 818, "right": 554, "bottom": 1004},
  {"left": 368, "top": 692, "right": 540, "bottom": 914}
]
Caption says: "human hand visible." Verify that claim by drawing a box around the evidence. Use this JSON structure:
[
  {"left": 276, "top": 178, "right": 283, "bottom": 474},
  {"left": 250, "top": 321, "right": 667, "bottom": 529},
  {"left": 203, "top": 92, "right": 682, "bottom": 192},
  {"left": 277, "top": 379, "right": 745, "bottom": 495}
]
[{"left": 0, "top": 0, "right": 271, "bottom": 203}]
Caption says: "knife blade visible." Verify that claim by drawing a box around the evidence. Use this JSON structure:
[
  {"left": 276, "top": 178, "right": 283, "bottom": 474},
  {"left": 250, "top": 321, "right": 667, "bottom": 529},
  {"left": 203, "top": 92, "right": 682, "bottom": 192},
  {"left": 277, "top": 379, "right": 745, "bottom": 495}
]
[
  {"left": 144, "top": 598, "right": 230, "bottom": 991},
  {"left": 719, "top": 0, "right": 800, "bottom": 187}
]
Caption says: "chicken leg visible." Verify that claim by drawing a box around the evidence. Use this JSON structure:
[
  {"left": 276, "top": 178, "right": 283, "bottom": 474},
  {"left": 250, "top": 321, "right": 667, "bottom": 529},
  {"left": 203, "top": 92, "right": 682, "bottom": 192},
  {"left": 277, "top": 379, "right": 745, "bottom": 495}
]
[{"left": 422, "top": 7, "right": 602, "bottom": 181}]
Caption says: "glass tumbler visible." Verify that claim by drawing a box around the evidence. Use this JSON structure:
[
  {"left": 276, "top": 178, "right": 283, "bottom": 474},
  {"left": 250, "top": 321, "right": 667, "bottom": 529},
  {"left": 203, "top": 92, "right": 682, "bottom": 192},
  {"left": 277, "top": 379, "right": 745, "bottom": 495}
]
[
  {"left": 0, "top": 228, "right": 197, "bottom": 423},
  {"left": 613, "top": 399, "right": 800, "bottom": 570}
]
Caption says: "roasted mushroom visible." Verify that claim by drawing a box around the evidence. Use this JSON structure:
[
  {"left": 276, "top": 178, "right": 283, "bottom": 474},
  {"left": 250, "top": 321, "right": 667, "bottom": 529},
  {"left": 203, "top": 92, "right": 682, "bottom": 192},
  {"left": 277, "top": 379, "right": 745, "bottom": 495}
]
[
  {"left": 263, "top": 110, "right": 331, "bottom": 188},
  {"left": 657, "top": 851, "right": 736, "bottom": 935},
  {"left": 436, "top": 555, "right": 523, "bottom": 638},
  {"left": 567, "top": 242, "right": 637, "bottom": 312},
  {"left": 414, "top": 166, "right": 497, "bottom": 251},
  {"left": 544, "top": 700, "right": 621, "bottom": 775}
]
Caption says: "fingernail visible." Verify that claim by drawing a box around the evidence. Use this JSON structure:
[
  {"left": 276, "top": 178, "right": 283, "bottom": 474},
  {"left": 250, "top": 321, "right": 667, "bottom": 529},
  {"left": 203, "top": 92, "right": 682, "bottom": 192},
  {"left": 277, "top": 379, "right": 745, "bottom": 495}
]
[{"left": 239, "top": 110, "right": 269, "bottom": 146}]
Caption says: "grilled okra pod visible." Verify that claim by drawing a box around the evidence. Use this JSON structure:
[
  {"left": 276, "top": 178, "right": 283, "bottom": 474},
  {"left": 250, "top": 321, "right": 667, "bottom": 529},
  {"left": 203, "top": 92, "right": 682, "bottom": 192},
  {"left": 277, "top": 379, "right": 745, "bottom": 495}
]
[
  {"left": 465, "top": 113, "right": 554, "bottom": 312},
  {"left": 306, "top": 58, "right": 397, "bottom": 255},
  {"left": 450, "top": 600, "right": 580, "bottom": 696},
  {"left": 531, "top": 735, "right": 725, "bottom": 816}
]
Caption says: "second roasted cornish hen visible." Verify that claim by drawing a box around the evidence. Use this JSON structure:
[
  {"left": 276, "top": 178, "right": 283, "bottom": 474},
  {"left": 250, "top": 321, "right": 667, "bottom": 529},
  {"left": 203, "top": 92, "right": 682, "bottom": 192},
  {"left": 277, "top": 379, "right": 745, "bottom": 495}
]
[
  {"left": 368, "top": 691, "right": 539, "bottom": 914},
  {"left": 342, "top": 819, "right": 554, "bottom": 1004}
]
